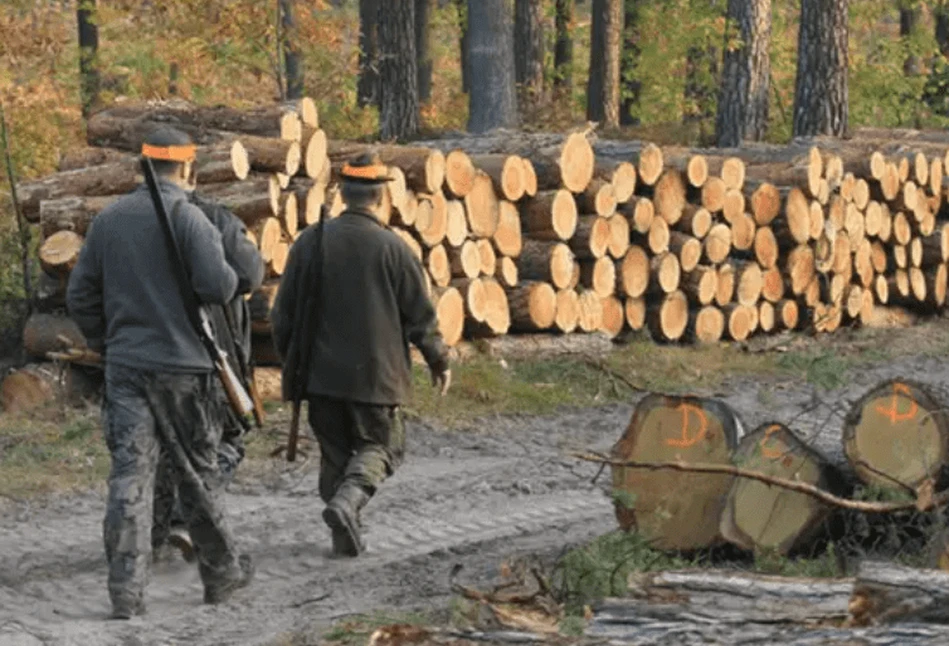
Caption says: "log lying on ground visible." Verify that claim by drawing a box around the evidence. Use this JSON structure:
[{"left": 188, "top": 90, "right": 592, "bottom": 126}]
[
  {"left": 0, "top": 362, "right": 101, "bottom": 414},
  {"left": 842, "top": 379, "right": 949, "bottom": 492},
  {"left": 593, "top": 570, "right": 853, "bottom": 626},
  {"left": 610, "top": 393, "right": 745, "bottom": 551},
  {"left": 452, "top": 331, "right": 615, "bottom": 362},
  {"left": 22, "top": 313, "right": 88, "bottom": 359},
  {"left": 329, "top": 142, "right": 446, "bottom": 193},
  {"left": 850, "top": 560, "right": 949, "bottom": 626},
  {"left": 57, "top": 145, "right": 130, "bottom": 171},
  {"left": 720, "top": 422, "right": 849, "bottom": 556}
]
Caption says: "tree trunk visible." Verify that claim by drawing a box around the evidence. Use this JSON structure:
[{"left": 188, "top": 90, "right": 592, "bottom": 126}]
[
  {"left": 586, "top": 0, "right": 622, "bottom": 128},
  {"left": 715, "top": 0, "right": 772, "bottom": 147},
  {"left": 937, "top": 7, "right": 949, "bottom": 57},
  {"left": 514, "top": 0, "right": 545, "bottom": 110},
  {"left": 280, "top": 0, "right": 304, "bottom": 100},
  {"left": 415, "top": 0, "right": 435, "bottom": 103},
  {"left": 358, "top": 0, "right": 380, "bottom": 107},
  {"left": 467, "top": 0, "right": 518, "bottom": 133},
  {"left": 792, "top": 0, "right": 849, "bottom": 137},
  {"left": 379, "top": 0, "right": 420, "bottom": 140},
  {"left": 554, "top": 0, "right": 574, "bottom": 90},
  {"left": 455, "top": 0, "right": 470, "bottom": 93},
  {"left": 851, "top": 561, "right": 949, "bottom": 625},
  {"left": 77, "top": 0, "right": 100, "bottom": 118},
  {"left": 900, "top": 4, "right": 920, "bottom": 76},
  {"left": 620, "top": 0, "right": 642, "bottom": 126}
]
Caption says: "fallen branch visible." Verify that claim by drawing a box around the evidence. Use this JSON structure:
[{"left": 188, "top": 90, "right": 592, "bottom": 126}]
[{"left": 572, "top": 451, "right": 948, "bottom": 514}]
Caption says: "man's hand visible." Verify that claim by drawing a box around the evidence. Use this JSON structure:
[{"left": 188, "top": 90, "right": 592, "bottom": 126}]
[{"left": 430, "top": 366, "right": 451, "bottom": 396}]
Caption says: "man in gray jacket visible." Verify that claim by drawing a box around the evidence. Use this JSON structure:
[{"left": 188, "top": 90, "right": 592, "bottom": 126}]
[
  {"left": 271, "top": 152, "right": 451, "bottom": 559},
  {"left": 66, "top": 127, "right": 253, "bottom": 618},
  {"left": 151, "top": 186, "right": 265, "bottom": 563}
]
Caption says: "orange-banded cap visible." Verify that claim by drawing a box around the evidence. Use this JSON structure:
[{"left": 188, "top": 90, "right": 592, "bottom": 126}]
[
  {"left": 340, "top": 160, "right": 393, "bottom": 183},
  {"left": 141, "top": 143, "right": 197, "bottom": 163}
]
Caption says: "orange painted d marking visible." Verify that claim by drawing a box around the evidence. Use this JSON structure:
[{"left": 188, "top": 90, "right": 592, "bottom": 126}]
[
  {"left": 665, "top": 403, "right": 709, "bottom": 448},
  {"left": 874, "top": 383, "right": 918, "bottom": 425}
]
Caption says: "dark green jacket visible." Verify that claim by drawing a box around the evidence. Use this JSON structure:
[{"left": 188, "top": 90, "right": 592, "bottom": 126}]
[{"left": 271, "top": 210, "right": 448, "bottom": 406}]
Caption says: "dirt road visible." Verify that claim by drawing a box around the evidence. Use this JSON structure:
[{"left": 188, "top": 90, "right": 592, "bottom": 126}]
[{"left": 2, "top": 345, "right": 949, "bottom": 646}]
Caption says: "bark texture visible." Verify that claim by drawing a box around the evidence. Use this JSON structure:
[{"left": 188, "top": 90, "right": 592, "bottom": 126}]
[
  {"left": 715, "top": 0, "right": 771, "bottom": 147},
  {"left": 379, "top": 0, "right": 420, "bottom": 140},
  {"left": 415, "top": 0, "right": 436, "bottom": 102},
  {"left": 280, "top": 0, "right": 304, "bottom": 100},
  {"left": 586, "top": 0, "right": 623, "bottom": 128},
  {"left": 467, "top": 0, "right": 518, "bottom": 133},
  {"left": 620, "top": 0, "right": 642, "bottom": 126},
  {"left": 358, "top": 0, "right": 380, "bottom": 107},
  {"left": 77, "top": 0, "right": 100, "bottom": 117},
  {"left": 514, "top": 0, "right": 545, "bottom": 108},
  {"left": 792, "top": 0, "right": 849, "bottom": 137},
  {"left": 554, "top": 0, "right": 574, "bottom": 89}
]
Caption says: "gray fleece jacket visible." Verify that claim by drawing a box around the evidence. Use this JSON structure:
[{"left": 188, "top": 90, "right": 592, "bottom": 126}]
[{"left": 66, "top": 180, "right": 238, "bottom": 373}]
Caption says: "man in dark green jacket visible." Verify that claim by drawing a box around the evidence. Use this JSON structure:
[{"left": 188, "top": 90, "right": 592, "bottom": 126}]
[{"left": 271, "top": 153, "right": 451, "bottom": 558}]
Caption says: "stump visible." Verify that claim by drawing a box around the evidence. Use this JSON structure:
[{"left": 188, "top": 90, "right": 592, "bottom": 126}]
[
  {"left": 720, "top": 422, "right": 848, "bottom": 556},
  {"left": 610, "top": 393, "right": 746, "bottom": 551},
  {"left": 843, "top": 379, "right": 949, "bottom": 492}
]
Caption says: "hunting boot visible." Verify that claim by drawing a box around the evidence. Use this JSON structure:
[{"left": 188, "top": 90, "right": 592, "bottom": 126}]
[
  {"left": 204, "top": 554, "right": 255, "bottom": 604},
  {"left": 167, "top": 526, "right": 196, "bottom": 563},
  {"left": 322, "top": 481, "right": 369, "bottom": 557}
]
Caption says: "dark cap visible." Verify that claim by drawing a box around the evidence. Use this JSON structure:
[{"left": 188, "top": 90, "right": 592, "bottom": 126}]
[{"left": 339, "top": 152, "right": 393, "bottom": 184}]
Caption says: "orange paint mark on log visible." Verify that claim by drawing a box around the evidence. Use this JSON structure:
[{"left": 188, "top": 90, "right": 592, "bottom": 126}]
[
  {"left": 874, "top": 383, "right": 919, "bottom": 425},
  {"left": 760, "top": 424, "right": 785, "bottom": 460},
  {"left": 665, "top": 403, "right": 709, "bottom": 448}
]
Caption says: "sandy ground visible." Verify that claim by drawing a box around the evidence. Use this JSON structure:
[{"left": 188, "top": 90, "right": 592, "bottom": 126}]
[{"left": 3, "top": 340, "right": 949, "bottom": 645}]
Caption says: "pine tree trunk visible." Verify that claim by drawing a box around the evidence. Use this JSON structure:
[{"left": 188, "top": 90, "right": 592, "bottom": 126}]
[
  {"left": 586, "top": 0, "right": 623, "bottom": 128},
  {"left": 792, "top": 0, "right": 849, "bottom": 137},
  {"left": 514, "top": 0, "right": 545, "bottom": 109},
  {"left": 379, "top": 0, "right": 420, "bottom": 140},
  {"left": 937, "top": 8, "right": 949, "bottom": 57},
  {"left": 280, "top": 0, "right": 304, "bottom": 100},
  {"left": 455, "top": 0, "right": 470, "bottom": 93},
  {"left": 901, "top": 5, "right": 920, "bottom": 76},
  {"left": 415, "top": 0, "right": 435, "bottom": 103},
  {"left": 715, "top": 0, "right": 771, "bottom": 147},
  {"left": 554, "top": 0, "right": 574, "bottom": 90},
  {"left": 467, "top": 0, "right": 518, "bottom": 133},
  {"left": 77, "top": 0, "right": 100, "bottom": 118},
  {"left": 358, "top": 0, "right": 380, "bottom": 107},
  {"left": 620, "top": 0, "right": 642, "bottom": 126}
]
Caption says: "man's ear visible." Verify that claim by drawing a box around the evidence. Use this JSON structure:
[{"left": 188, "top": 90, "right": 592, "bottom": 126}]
[{"left": 182, "top": 161, "right": 196, "bottom": 186}]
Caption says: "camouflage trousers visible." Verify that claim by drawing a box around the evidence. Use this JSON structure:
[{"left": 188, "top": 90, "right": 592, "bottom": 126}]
[
  {"left": 101, "top": 363, "right": 245, "bottom": 610},
  {"left": 152, "top": 406, "right": 245, "bottom": 550},
  {"left": 306, "top": 395, "right": 405, "bottom": 505}
]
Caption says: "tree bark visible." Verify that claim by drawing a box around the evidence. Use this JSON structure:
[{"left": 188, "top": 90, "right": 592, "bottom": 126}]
[
  {"left": 620, "top": 0, "right": 642, "bottom": 126},
  {"left": 514, "top": 0, "right": 545, "bottom": 110},
  {"left": 900, "top": 4, "right": 920, "bottom": 76},
  {"left": 379, "top": 0, "right": 420, "bottom": 140},
  {"left": 77, "top": 0, "right": 100, "bottom": 118},
  {"left": 415, "top": 0, "right": 436, "bottom": 103},
  {"left": 280, "top": 0, "right": 304, "bottom": 100},
  {"left": 466, "top": 0, "right": 518, "bottom": 133},
  {"left": 715, "top": 0, "right": 771, "bottom": 147},
  {"left": 358, "top": 0, "right": 380, "bottom": 107},
  {"left": 554, "top": 0, "right": 574, "bottom": 90},
  {"left": 937, "top": 7, "right": 949, "bottom": 57},
  {"left": 586, "top": 0, "right": 623, "bottom": 128},
  {"left": 792, "top": 0, "right": 849, "bottom": 137},
  {"left": 455, "top": 0, "right": 470, "bottom": 93}
]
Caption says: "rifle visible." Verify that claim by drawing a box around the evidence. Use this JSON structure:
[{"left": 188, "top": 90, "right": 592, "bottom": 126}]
[
  {"left": 140, "top": 156, "right": 255, "bottom": 421},
  {"left": 282, "top": 219, "right": 326, "bottom": 462}
]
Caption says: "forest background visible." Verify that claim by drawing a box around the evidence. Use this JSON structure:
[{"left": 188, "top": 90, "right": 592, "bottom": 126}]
[{"left": 0, "top": 0, "right": 947, "bottom": 335}]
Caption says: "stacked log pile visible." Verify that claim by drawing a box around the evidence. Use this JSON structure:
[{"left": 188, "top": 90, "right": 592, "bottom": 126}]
[{"left": 9, "top": 98, "right": 949, "bottom": 411}]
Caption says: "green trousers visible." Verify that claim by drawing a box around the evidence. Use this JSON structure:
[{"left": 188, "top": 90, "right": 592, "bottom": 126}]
[{"left": 306, "top": 395, "right": 405, "bottom": 504}]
